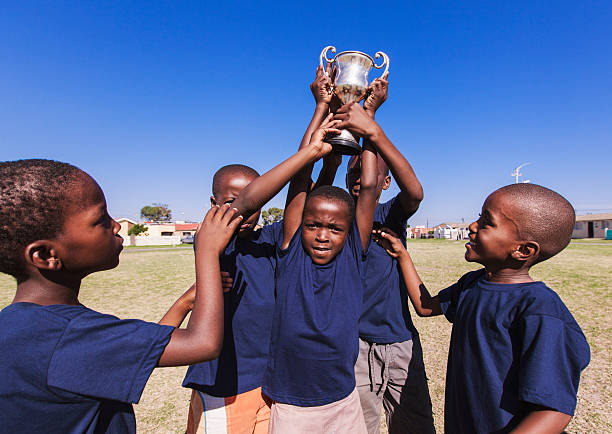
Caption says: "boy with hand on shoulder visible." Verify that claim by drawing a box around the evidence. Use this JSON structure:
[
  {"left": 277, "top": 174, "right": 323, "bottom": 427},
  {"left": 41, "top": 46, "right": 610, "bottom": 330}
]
[
  {"left": 181, "top": 163, "right": 282, "bottom": 434},
  {"left": 0, "top": 159, "right": 242, "bottom": 433},
  {"left": 179, "top": 63, "right": 340, "bottom": 434},
  {"left": 373, "top": 183, "right": 590, "bottom": 433}
]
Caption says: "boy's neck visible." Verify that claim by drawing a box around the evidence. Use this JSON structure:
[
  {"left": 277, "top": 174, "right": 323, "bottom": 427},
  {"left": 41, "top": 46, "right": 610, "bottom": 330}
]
[
  {"left": 14, "top": 273, "right": 82, "bottom": 306},
  {"left": 484, "top": 266, "right": 534, "bottom": 284}
]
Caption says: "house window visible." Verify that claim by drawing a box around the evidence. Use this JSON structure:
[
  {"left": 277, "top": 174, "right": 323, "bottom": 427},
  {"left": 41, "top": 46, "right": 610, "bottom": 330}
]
[
  {"left": 161, "top": 232, "right": 173, "bottom": 236},
  {"left": 574, "top": 222, "right": 582, "bottom": 230}
]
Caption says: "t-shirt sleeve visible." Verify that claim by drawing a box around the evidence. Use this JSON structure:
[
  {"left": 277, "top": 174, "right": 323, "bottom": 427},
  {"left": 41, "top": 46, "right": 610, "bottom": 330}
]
[
  {"left": 517, "top": 314, "right": 591, "bottom": 415},
  {"left": 47, "top": 310, "right": 174, "bottom": 403},
  {"left": 438, "top": 269, "right": 485, "bottom": 323},
  {"left": 374, "top": 194, "right": 410, "bottom": 237}
]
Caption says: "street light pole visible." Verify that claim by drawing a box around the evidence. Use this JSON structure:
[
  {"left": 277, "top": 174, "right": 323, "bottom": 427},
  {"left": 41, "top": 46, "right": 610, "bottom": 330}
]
[{"left": 511, "top": 162, "right": 531, "bottom": 183}]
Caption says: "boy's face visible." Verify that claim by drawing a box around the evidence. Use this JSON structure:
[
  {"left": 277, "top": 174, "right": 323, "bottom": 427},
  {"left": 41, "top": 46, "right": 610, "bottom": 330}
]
[
  {"left": 345, "top": 155, "right": 390, "bottom": 200},
  {"left": 211, "top": 173, "right": 260, "bottom": 238},
  {"left": 301, "top": 196, "right": 352, "bottom": 265},
  {"left": 54, "top": 175, "right": 124, "bottom": 277},
  {"left": 465, "top": 191, "right": 523, "bottom": 268}
]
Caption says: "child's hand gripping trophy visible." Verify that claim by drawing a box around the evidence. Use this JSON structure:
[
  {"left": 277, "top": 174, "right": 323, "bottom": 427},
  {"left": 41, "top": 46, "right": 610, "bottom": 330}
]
[
  {"left": 311, "top": 62, "right": 335, "bottom": 107},
  {"left": 363, "top": 71, "right": 389, "bottom": 115}
]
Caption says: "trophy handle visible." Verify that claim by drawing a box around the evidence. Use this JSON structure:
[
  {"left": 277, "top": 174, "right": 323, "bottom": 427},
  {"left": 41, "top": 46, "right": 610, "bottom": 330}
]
[
  {"left": 319, "top": 45, "right": 336, "bottom": 76},
  {"left": 373, "top": 51, "right": 390, "bottom": 78}
]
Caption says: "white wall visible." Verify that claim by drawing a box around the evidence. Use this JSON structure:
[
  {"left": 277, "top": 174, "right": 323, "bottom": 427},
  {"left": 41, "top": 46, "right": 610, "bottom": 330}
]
[{"left": 123, "top": 235, "right": 181, "bottom": 246}]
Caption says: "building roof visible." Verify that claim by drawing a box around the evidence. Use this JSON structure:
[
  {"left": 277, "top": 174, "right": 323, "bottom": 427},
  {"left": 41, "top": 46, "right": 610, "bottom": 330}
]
[
  {"left": 436, "top": 222, "right": 470, "bottom": 229},
  {"left": 575, "top": 213, "right": 612, "bottom": 222},
  {"left": 175, "top": 223, "right": 199, "bottom": 231},
  {"left": 117, "top": 217, "right": 137, "bottom": 224}
]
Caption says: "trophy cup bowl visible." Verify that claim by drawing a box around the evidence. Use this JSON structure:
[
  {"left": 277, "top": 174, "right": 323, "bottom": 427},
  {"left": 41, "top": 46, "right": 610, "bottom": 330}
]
[{"left": 320, "top": 46, "right": 389, "bottom": 155}]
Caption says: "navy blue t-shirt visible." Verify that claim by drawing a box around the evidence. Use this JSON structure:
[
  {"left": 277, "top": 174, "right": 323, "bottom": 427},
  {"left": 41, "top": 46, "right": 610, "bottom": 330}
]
[
  {"left": 0, "top": 303, "right": 174, "bottom": 434},
  {"left": 263, "top": 221, "right": 366, "bottom": 406},
  {"left": 359, "top": 195, "right": 416, "bottom": 343},
  {"left": 183, "top": 222, "right": 282, "bottom": 397},
  {"left": 438, "top": 270, "right": 590, "bottom": 433}
]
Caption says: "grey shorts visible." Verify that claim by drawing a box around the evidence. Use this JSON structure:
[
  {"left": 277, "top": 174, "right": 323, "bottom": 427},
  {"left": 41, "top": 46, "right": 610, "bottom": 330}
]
[{"left": 354, "top": 336, "right": 435, "bottom": 434}]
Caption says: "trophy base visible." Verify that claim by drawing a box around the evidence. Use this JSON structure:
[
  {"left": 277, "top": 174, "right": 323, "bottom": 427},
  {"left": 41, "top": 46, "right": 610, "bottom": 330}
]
[{"left": 326, "top": 136, "right": 361, "bottom": 155}]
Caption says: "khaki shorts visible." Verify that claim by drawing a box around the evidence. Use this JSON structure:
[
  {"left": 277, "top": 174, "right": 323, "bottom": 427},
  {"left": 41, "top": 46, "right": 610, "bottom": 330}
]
[{"left": 270, "top": 388, "right": 367, "bottom": 434}]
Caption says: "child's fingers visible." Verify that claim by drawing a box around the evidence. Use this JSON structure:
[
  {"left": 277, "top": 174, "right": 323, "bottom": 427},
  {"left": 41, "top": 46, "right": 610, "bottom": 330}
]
[
  {"left": 202, "top": 205, "right": 219, "bottom": 225},
  {"left": 335, "top": 102, "right": 354, "bottom": 114},
  {"left": 325, "top": 59, "right": 332, "bottom": 76},
  {"left": 382, "top": 71, "right": 389, "bottom": 80},
  {"left": 316, "top": 64, "right": 323, "bottom": 77},
  {"left": 227, "top": 213, "right": 244, "bottom": 233},
  {"left": 324, "top": 128, "right": 342, "bottom": 136},
  {"left": 219, "top": 206, "right": 239, "bottom": 226},
  {"left": 213, "top": 203, "right": 231, "bottom": 223}
]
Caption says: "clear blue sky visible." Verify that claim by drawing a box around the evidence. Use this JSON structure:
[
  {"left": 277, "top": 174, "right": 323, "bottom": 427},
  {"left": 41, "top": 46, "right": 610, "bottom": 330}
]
[{"left": 2, "top": 1, "right": 610, "bottom": 226}]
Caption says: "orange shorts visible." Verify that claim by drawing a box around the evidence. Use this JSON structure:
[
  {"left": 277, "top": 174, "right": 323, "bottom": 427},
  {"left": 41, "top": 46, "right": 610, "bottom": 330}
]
[{"left": 186, "top": 387, "right": 272, "bottom": 434}]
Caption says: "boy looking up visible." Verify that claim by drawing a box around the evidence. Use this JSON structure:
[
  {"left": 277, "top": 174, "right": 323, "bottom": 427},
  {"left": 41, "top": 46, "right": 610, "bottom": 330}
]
[
  {"left": 0, "top": 159, "right": 242, "bottom": 433},
  {"left": 182, "top": 164, "right": 282, "bottom": 434},
  {"left": 373, "top": 183, "right": 590, "bottom": 433},
  {"left": 324, "top": 76, "right": 435, "bottom": 433}
]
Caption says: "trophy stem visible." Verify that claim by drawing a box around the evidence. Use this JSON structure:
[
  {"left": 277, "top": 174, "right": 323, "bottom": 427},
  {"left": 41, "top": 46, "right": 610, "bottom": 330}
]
[{"left": 325, "top": 129, "right": 361, "bottom": 155}]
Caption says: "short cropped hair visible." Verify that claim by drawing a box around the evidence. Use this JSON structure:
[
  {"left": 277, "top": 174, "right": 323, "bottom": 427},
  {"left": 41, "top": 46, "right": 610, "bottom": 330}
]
[
  {"left": 212, "top": 164, "right": 259, "bottom": 197},
  {"left": 496, "top": 183, "right": 575, "bottom": 263},
  {"left": 304, "top": 185, "right": 356, "bottom": 222},
  {"left": 0, "top": 159, "right": 86, "bottom": 281}
]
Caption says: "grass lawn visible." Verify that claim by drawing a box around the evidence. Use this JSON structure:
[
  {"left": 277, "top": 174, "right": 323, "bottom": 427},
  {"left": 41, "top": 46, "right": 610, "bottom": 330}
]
[{"left": 1, "top": 240, "right": 610, "bottom": 433}]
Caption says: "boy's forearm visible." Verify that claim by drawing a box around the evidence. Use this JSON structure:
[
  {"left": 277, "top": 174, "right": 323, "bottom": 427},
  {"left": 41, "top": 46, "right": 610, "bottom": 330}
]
[
  {"left": 158, "top": 252, "right": 224, "bottom": 366},
  {"left": 369, "top": 128, "right": 424, "bottom": 216},
  {"left": 355, "top": 143, "right": 378, "bottom": 249},
  {"left": 232, "top": 145, "right": 322, "bottom": 219},
  {"left": 283, "top": 104, "right": 330, "bottom": 246},
  {"left": 300, "top": 103, "right": 329, "bottom": 150},
  {"left": 510, "top": 409, "right": 571, "bottom": 434},
  {"left": 397, "top": 252, "right": 442, "bottom": 317},
  {"left": 158, "top": 284, "right": 195, "bottom": 327}
]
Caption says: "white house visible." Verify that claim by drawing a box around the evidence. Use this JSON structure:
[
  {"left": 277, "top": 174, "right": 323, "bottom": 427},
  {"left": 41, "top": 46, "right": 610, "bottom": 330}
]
[
  {"left": 434, "top": 222, "right": 470, "bottom": 240},
  {"left": 572, "top": 213, "right": 612, "bottom": 239}
]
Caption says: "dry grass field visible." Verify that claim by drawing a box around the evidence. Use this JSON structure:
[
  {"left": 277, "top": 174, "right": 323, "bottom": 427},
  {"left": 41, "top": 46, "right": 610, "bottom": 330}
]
[{"left": 1, "top": 240, "right": 610, "bottom": 433}]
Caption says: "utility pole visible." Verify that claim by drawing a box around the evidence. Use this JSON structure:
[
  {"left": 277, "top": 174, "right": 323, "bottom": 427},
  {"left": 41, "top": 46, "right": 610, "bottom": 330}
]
[{"left": 511, "top": 163, "right": 531, "bottom": 183}]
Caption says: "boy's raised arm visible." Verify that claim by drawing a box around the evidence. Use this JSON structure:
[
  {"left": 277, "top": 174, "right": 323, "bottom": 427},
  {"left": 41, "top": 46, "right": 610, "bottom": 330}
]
[
  {"left": 373, "top": 228, "right": 442, "bottom": 317},
  {"left": 282, "top": 116, "right": 340, "bottom": 248},
  {"left": 364, "top": 74, "right": 424, "bottom": 217},
  {"left": 158, "top": 204, "right": 242, "bottom": 367}
]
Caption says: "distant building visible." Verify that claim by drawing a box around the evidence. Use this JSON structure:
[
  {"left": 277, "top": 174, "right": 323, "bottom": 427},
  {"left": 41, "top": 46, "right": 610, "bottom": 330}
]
[
  {"left": 572, "top": 213, "right": 612, "bottom": 239},
  {"left": 433, "top": 222, "right": 470, "bottom": 240},
  {"left": 116, "top": 219, "right": 198, "bottom": 246},
  {"left": 407, "top": 226, "right": 434, "bottom": 239},
  {"left": 174, "top": 222, "right": 198, "bottom": 238},
  {"left": 116, "top": 218, "right": 136, "bottom": 240}
]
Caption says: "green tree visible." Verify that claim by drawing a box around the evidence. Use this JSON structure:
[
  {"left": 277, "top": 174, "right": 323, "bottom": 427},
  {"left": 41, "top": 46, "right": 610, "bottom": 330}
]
[
  {"left": 128, "top": 223, "right": 148, "bottom": 236},
  {"left": 140, "top": 203, "right": 172, "bottom": 222},
  {"left": 261, "top": 207, "right": 283, "bottom": 226}
]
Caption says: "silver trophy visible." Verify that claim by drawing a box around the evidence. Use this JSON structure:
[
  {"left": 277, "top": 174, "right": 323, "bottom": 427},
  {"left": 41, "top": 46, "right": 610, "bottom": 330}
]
[{"left": 320, "top": 46, "right": 390, "bottom": 155}]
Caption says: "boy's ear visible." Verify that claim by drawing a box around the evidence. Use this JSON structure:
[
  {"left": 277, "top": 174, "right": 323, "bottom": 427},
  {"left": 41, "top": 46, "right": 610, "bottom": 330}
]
[
  {"left": 24, "top": 241, "right": 63, "bottom": 271},
  {"left": 210, "top": 196, "right": 217, "bottom": 206},
  {"left": 381, "top": 175, "right": 391, "bottom": 191},
  {"left": 511, "top": 241, "right": 540, "bottom": 263}
]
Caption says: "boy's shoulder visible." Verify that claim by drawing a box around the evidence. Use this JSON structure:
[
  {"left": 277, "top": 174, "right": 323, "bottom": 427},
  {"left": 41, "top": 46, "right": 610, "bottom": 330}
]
[{"left": 1, "top": 302, "right": 94, "bottom": 326}]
